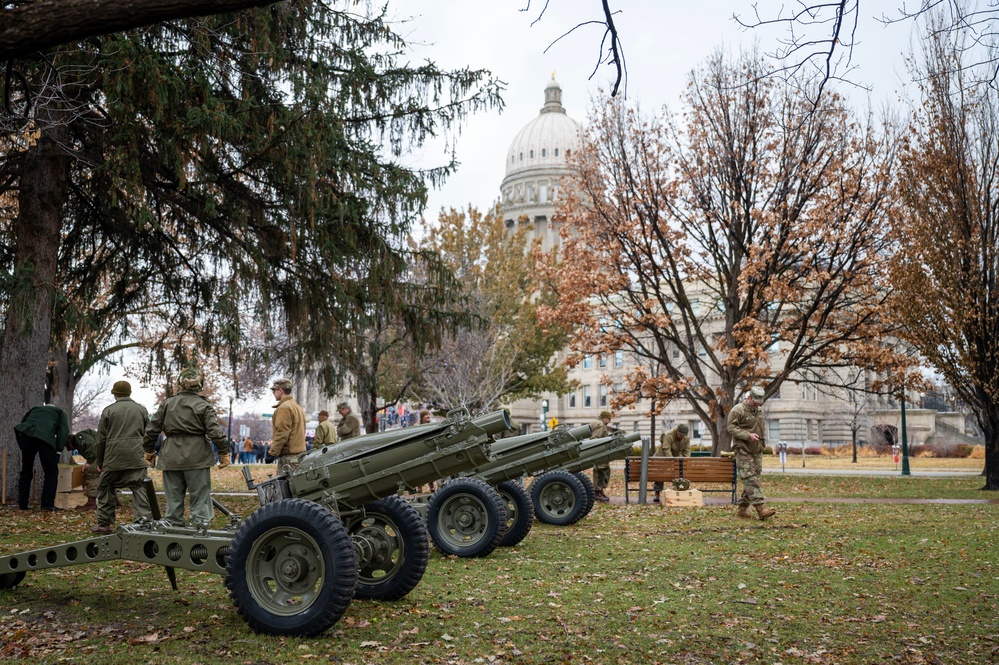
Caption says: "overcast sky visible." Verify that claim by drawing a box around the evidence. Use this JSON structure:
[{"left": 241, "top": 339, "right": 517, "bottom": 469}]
[
  {"left": 404, "top": 0, "right": 919, "bottom": 223},
  {"left": 85, "top": 1, "right": 923, "bottom": 419}
]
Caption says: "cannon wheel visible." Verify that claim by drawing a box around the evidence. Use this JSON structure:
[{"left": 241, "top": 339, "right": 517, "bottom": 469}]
[
  {"left": 226, "top": 499, "right": 358, "bottom": 637},
  {"left": 496, "top": 480, "right": 534, "bottom": 548},
  {"left": 427, "top": 477, "right": 507, "bottom": 558},
  {"left": 573, "top": 472, "right": 596, "bottom": 518},
  {"left": 346, "top": 495, "right": 429, "bottom": 602},
  {"left": 530, "top": 470, "right": 587, "bottom": 526},
  {"left": 0, "top": 571, "right": 26, "bottom": 589}
]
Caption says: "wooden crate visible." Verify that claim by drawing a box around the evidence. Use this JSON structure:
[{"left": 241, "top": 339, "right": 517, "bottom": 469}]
[
  {"left": 663, "top": 488, "right": 703, "bottom": 507},
  {"left": 55, "top": 489, "right": 89, "bottom": 510},
  {"left": 57, "top": 465, "right": 84, "bottom": 492}
]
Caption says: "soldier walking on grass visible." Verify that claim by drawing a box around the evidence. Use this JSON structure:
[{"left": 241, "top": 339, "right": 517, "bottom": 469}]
[
  {"left": 91, "top": 381, "right": 152, "bottom": 534},
  {"left": 726, "top": 386, "right": 776, "bottom": 520},
  {"left": 143, "top": 368, "right": 230, "bottom": 527}
]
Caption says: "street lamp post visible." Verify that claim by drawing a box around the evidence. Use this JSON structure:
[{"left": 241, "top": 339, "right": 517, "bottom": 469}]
[
  {"left": 541, "top": 399, "right": 549, "bottom": 432},
  {"left": 227, "top": 396, "right": 234, "bottom": 459},
  {"left": 900, "top": 392, "right": 911, "bottom": 476}
]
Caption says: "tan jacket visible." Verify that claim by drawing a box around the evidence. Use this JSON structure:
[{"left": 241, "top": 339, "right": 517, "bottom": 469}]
[
  {"left": 588, "top": 419, "right": 610, "bottom": 439},
  {"left": 313, "top": 419, "right": 337, "bottom": 447},
  {"left": 270, "top": 395, "right": 306, "bottom": 457}
]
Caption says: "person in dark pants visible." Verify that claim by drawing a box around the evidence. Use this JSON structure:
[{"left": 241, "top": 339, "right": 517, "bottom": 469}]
[{"left": 14, "top": 404, "right": 70, "bottom": 511}]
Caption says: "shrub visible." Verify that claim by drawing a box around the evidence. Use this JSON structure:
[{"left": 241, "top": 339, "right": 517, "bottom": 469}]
[
  {"left": 804, "top": 446, "right": 823, "bottom": 455},
  {"left": 954, "top": 444, "right": 975, "bottom": 458}
]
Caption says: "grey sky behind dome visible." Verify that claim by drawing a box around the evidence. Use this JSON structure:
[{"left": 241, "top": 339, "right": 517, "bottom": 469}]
[{"left": 405, "top": 1, "right": 920, "bottom": 223}]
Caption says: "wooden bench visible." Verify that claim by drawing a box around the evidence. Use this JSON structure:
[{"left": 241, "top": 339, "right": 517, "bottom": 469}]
[{"left": 624, "top": 456, "right": 737, "bottom": 504}]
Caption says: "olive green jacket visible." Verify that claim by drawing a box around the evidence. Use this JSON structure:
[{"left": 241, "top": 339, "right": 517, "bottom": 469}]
[
  {"left": 726, "top": 400, "right": 765, "bottom": 454},
  {"left": 74, "top": 429, "right": 98, "bottom": 464},
  {"left": 336, "top": 410, "right": 361, "bottom": 440},
  {"left": 313, "top": 419, "right": 337, "bottom": 447},
  {"left": 588, "top": 419, "right": 610, "bottom": 439},
  {"left": 656, "top": 428, "right": 691, "bottom": 457},
  {"left": 97, "top": 397, "right": 149, "bottom": 470},
  {"left": 270, "top": 395, "right": 306, "bottom": 457},
  {"left": 144, "top": 390, "right": 229, "bottom": 470},
  {"left": 14, "top": 405, "right": 69, "bottom": 451}
]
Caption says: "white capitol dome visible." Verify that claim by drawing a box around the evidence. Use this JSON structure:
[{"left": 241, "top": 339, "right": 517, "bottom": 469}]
[
  {"left": 499, "top": 76, "right": 581, "bottom": 252},
  {"left": 503, "top": 76, "right": 581, "bottom": 179}
]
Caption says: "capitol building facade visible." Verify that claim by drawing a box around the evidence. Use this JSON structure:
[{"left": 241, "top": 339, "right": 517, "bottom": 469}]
[{"left": 500, "top": 77, "right": 968, "bottom": 451}]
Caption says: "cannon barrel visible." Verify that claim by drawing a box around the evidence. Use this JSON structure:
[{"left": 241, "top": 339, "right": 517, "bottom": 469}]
[
  {"left": 269, "top": 409, "right": 511, "bottom": 510},
  {"left": 469, "top": 424, "right": 593, "bottom": 486},
  {"left": 554, "top": 431, "right": 640, "bottom": 474}
]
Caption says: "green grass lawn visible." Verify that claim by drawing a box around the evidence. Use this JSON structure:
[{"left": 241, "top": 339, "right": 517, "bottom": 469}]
[{"left": 1, "top": 473, "right": 997, "bottom": 664}]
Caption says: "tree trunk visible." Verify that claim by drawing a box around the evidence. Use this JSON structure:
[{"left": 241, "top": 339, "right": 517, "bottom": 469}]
[
  {"left": 355, "top": 390, "right": 378, "bottom": 435},
  {"left": 982, "top": 417, "right": 999, "bottom": 491},
  {"left": 46, "top": 339, "right": 78, "bottom": 425},
  {"left": 0, "top": 119, "right": 71, "bottom": 503},
  {"left": 852, "top": 430, "right": 858, "bottom": 463}
]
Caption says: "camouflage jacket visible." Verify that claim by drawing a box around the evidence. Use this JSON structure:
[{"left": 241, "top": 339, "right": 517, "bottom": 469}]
[
  {"left": 144, "top": 390, "right": 229, "bottom": 470},
  {"left": 726, "top": 400, "right": 765, "bottom": 454},
  {"left": 97, "top": 398, "right": 149, "bottom": 470}
]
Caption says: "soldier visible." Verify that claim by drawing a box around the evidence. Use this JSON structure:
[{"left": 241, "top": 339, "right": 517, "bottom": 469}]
[
  {"left": 588, "top": 410, "right": 614, "bottom": 502},
  {"left": 313, "top": 409, "right": 337, "bottom": 447},
  {"left": 652, "top": 423, "right": 690, "bottom": 504},
  {"left": 14, "top": 404, "right": 69, "bottom": 511},
  {"left": 336, "top": 401, "right": 362, "bottom": 440},
  {"left": 419, "top": 409, "right": 432, "bottom": 424},
  {"left": 70, "top": 428, "right": 99, "bottom": 510},
  {"left": 268, "top": 378, "right": 306, "bottom": 469},
  {"left": 726, "top": 386, "right": 776, "bottom": 520},
  {"left": 91, "top": 381, "right": 152, "bottom": 534},
  {"left": 143, "top": 368, "right": 230, "bottom": 527}
]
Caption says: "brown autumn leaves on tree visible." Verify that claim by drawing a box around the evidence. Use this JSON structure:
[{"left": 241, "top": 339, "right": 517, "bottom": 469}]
[
  {"left": 888, "top": 31, "right": 999, "bottom": 490},
  {"left": 537, "top": 51, "right": 914, "bottom": 453}
]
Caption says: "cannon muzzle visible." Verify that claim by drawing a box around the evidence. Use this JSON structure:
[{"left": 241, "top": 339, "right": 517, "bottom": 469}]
[
  {"left": 554, "top": 431, "right": 640, "bottom": 474},
  {"left": 469, "top": 423, "right": 593, "bottom": 485}
]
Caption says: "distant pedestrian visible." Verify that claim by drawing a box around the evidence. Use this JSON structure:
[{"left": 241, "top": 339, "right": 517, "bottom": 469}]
[
  {"left": 91, "top": 381, "right": 152, "bottom": 534},
  {"left": 242, "top": 436, "right": 254, "bottom": 463},
  {"left": 727, "top": 386, "right": 775, "bottom": 520},
  {"left": 14, "top": 404, "right": 69, "bottom": 511}
]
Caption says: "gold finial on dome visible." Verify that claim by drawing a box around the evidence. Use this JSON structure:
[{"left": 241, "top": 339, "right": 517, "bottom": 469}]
[{"left": 551, "top": 70, "right": 556, "bottom": 79}]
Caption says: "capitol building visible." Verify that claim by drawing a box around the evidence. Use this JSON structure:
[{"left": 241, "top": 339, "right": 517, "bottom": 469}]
[{"left": 500, "top": 77, "right": 970, "bottom": 451}]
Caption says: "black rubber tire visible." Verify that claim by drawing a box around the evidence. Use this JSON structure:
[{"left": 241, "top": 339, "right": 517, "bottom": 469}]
[
  {"left": 496, "top": 480, "right": 534, "bottom": 547},
  {"left": 225, "top": 499, "right": 358, "bottom": 637},
  {"left": 530, "top": 470, "right": 587, "bottom": 526},
  {"left": 0, "top": 571, "right": 26, "bottom": 589},
  {"left": 427, "top": 477, "right": 507, "bottom": 558},
  {"left": 573, "top": 471, "right": 596, "bottom": 518},
  {"left": 346, "top": 495, "right": 429, "bottom": 602}
]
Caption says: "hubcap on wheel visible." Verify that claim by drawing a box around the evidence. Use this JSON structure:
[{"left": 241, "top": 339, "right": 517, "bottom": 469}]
[
  {"left": 438, "top": 494, "right": 487, "bottom": 545},
  {"left": 352, "top": 516, "right": 403, "bottom": 583},
  {"left": 246, "top": 528, "right": 325, "bottom": 616},
  {"left": 540, "top": 482, "right": 574, "bottom": 516}
]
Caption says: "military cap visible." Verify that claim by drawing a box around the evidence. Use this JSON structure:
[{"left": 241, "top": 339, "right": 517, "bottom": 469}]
[
  {"left": 676, "top": 423, "right": 689, "bottom": 435},
  {"left": 318, "top": 409, "right": 329, "bottom": 417},
  {"left": 270, "top": 378, "right": 293, "bottom": 392},
  {"left": 599, "top": 410, "right": 613, "bottom": 420},
  {"left": 749, "top": 386, "right": 765, "bottom": 402},
  {"left": 336, "top": 401, "right": 349, "bottom": 411},
  {"left": 111, "top": 380, "right": 132, "bottom": 397},
  {"left": 178, "top": 368, "right": 204, "bottom": 391}
]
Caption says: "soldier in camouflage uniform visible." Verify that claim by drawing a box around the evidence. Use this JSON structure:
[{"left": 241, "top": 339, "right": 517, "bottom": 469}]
[
  {"left": 91, "top": 381, "right": 152, "bottom": 533},
  {"left": 652, "top": 423, "right": 690, "bottom": 503},
  {"left": 70, "top": 428, "right": 99, "bottom": 510},
  {"left": 588, "top": 410, "right": 614, "bottom": 502},
  {"left": 726, "top": 386, "right": 775, "bottom": 520},
  {"left": 143, "top": 369, "right": 230, "bottom": 527}
]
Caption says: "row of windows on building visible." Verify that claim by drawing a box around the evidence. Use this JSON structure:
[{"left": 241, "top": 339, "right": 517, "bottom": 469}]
[
  {"left": 502, "top": 181, "right": 561, "bottom": 206},
  {"left": 510, "top": 147, "right": 568, "bottom": 164}
]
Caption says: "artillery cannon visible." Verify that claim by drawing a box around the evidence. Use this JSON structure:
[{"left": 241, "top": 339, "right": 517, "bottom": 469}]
[
  {"left": 529, "top": 430, "right": 640, "bottom": 526},
  {"left": 0, "top": 409, "right": 511, "bottom": 637}
]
